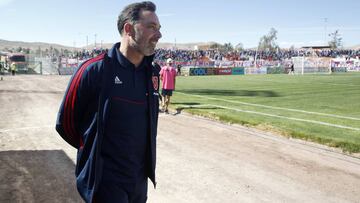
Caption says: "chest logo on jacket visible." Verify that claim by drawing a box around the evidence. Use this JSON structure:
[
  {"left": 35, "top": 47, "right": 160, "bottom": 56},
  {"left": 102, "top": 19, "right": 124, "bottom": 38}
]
[{"left": 114, "top": 76, "right": 123, "bottom": 84}]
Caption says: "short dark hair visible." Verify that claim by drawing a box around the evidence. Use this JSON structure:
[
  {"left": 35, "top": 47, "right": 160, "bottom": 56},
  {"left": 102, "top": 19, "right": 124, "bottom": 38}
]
[{"left": 117, "top": 1, "right": 156, "bottom": 36}]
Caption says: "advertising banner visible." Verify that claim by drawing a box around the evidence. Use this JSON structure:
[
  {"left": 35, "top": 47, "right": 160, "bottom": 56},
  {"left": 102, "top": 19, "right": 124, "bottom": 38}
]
[
  {"left": 216, "top": 68, "right": 232, "bottom": 75},
  {"left": 331, "top": 59, "right": 360, "bottom": 72},
  {"left": 156, "top": 60, "right": 215, "bottom": 67},
  {"left": 214, "top": 60, "right": 234, "bottom": 67},
  {"left": 189, "top": 68, "right": 207, "bottom": 76},
  {"left": 206, "top": 68, "right": 216, "bottom": 75},
  {"left": 232, "top": 67, "right": 244, "bottom": 75}
]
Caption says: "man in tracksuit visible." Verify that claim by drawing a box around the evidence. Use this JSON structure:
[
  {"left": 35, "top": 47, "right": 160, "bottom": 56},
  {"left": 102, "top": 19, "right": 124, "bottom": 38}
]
[{"left": 56, "top": 2, "right": 162, "bottom": 202}]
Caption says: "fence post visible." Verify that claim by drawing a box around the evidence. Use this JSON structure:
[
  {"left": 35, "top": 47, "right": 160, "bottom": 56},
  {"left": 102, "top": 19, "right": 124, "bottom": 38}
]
[
  {"left": 40, "top": 61, "right": 43, "bottom": 75},
  {"left": 302, "top": 57, "right": 304, "bottom": 75}
]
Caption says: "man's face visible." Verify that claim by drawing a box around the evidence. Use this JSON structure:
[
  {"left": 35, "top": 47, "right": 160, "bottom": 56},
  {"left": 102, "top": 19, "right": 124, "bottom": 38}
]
[{"left": 131, "top": 10, "right": 162, "bottom": 56}]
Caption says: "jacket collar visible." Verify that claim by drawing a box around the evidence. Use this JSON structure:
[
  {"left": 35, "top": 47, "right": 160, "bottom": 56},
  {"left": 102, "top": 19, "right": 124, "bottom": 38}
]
[{"left": 108, "top": 42, "right": 155, "bottom": 70}]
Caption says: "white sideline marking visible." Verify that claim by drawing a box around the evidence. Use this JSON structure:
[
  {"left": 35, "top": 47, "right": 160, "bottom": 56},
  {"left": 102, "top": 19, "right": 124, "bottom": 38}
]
[
  {"left": 177, "top": 92, "right": 360, "bottom": 121},
  {"left": 316, "top": 82, "right": 360, "bottom": 87},
  {"left": 0, "top": 125, "right": 53, "bottom": 133},
  {"left": 183, "top": 104, "right": 360, "bottom": 131}
]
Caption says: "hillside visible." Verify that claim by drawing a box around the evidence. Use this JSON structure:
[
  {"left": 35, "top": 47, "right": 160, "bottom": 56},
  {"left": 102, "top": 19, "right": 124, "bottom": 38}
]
[
  {"left": 1, "top": 39, "right": 359, "bottom": 52},
  {"left": 349, "top": 44, "right": 360, "bottom": 50},
  {"left": 0, "top": 39, "right": 217, "bottom": 51},
  {"left": 0, "top": 39, "right": 76, "bottom": 51}
]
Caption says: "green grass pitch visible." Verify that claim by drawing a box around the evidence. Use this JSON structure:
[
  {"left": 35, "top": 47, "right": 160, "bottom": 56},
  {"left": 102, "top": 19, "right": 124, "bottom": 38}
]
[{"left": 170, "top": 72, "right": 360, "bottom": 153}]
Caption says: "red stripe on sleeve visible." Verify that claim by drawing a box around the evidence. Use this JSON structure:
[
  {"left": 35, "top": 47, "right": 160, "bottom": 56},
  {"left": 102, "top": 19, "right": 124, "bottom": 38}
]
[{"left": 63, "top": 54, "right": 105, "bottom": 147}]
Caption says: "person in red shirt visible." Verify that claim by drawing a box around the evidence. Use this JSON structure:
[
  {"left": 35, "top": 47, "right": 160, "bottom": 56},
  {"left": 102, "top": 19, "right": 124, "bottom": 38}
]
[{"left": 160, "top": 58, "right": 176, "bottom": 113}]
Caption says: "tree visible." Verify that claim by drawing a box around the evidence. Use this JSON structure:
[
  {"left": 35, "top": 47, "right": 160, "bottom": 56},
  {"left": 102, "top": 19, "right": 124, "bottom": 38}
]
[
  {"left": 16, "top": 46, "right": 23, "bottom": 53},
  {"left": 235, "top": 43, "right": 244, "bottom": 51},
  {"left": 210, "top": 43, "right": 222, "bottom": 50},
  {"left": 53, "top": 48, "right": 60, "bottom": 56},
  {"left": 223, "top": 42, "right": 233, "bottom": 52},
  {"left": 36, "top": 46, "right": 41, "bottom": 56},
  {"left": 63, "top": 49, "right": 71, "bottom": 57},
  {"left": 328, "top": 30, "right": 342, "bottom": 49},
  {"left": 209, "top": 42, "right": 234, "bottom": 52},
  {"left": 23, "top": 48, "right": 30, "bottom": 54},
  {"left": 258, "top": 27, "right": 279, "bottom": 51}
]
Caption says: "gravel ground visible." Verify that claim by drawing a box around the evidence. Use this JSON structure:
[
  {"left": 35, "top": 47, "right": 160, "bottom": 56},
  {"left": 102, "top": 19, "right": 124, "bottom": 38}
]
[{"left": 0, "top": 75, "right": 359, "bottom": 203}]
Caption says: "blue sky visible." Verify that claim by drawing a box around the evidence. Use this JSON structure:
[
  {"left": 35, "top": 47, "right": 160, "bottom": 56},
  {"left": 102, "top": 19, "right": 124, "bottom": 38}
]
[{"left": 1, "top": 0, "right": 359, "bottom": 48}]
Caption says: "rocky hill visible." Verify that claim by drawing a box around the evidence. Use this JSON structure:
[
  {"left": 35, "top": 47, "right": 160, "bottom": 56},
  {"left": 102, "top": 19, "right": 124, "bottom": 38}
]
[
  {"left": 0, "top": 39, "right": 76, "bottom": 51},
  {"left": 0, "top": 39, "right": 218, "bottom": 51}
]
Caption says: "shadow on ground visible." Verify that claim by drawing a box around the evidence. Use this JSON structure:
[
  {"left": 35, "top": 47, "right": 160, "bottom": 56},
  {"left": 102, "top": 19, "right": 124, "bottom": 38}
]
[
  {"left": 0, "top": 150, "right": 82, "bottom": 203},
  {"left": 178, "top": 89, "right": 280, "bottom": 97},
  {"left": 171, "top": 102, "right": 201, "bottom": 105},
  {"left": 173, "top": 102, "right": 221, "bottom": 115}
]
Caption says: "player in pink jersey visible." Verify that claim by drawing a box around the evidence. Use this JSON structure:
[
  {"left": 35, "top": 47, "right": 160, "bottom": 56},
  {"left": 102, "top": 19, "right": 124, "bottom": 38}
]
[{"left": 160, "top": 58, "right": 177, "bottom": 113}]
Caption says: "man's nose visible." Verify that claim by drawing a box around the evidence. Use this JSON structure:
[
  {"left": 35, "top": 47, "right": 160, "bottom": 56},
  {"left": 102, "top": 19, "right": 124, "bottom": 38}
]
[{"left": 156, "top": 30, "right": 162, "bottom": 39}]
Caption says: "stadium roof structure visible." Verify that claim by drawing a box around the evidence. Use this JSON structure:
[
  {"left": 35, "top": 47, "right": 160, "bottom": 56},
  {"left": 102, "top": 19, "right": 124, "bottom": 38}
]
[{"left": 301, "top": 45, "right": 331, "bottom": 49}]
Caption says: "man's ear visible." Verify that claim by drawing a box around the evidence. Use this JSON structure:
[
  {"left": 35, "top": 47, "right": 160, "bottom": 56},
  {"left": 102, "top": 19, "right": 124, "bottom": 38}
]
[{"left": 123, "top": 23, "right": 134, "bottom": 37}]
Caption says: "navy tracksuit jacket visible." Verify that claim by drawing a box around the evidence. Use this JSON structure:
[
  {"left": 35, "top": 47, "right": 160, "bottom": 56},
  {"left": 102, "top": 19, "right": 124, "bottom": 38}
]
[{"left": 56, "top": 43, "right": 160, "bottom": 203}]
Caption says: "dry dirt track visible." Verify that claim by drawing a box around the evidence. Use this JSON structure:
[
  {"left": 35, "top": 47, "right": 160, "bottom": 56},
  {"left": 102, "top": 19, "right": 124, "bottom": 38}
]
[{"left": 0, "top": 75, "right": 360, "bottom": 203}]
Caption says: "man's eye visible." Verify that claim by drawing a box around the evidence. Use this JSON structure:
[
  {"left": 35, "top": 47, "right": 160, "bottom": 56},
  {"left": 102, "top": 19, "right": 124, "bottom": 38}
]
[{"left": 149, "top": 25, "right": 159, "bottom": 31}]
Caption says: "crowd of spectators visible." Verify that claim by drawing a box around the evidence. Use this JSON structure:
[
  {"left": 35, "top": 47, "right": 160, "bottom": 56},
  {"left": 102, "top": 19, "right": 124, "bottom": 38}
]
[
  {"left": 68, "top": 49, "right": 108, "bottom": 60},
  {"left": 154, "top": 48, "right": 360, "bottom": 62},
  {"left": 59, "top": 47, "right": 360, "bottom": 65},
  {"left": 155, "top": 49, "right": 208, "bottom": 61}
]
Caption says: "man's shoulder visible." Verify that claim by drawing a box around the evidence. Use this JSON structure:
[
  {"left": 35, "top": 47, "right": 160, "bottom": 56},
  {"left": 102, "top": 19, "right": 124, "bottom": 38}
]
[
  {"left": 71, "top": 53, "right": 111, "bottom": 87},
  {"left": 77, "top": 53, "right": 110, "bottom": 77},
  {"left": 81, "top": 53, "right": 107, "bottom": 69}
]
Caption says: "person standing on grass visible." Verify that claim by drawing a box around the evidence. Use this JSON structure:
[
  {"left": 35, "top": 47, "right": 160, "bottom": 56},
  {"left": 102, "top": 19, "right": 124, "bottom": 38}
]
[
  {"left": 160, "top": 58, "right": 176, "bottom": 113},
  {"left": 288, "top": 61, "right": 295, "bottom": 75},
  {"left": 177, "top": 64, "right": 182, "bottom": 76}
]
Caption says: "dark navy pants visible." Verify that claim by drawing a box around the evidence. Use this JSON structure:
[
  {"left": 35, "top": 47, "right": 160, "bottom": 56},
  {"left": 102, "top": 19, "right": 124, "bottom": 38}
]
[{"left": 95, "top": 178, "right": 148, "bottom": 203}]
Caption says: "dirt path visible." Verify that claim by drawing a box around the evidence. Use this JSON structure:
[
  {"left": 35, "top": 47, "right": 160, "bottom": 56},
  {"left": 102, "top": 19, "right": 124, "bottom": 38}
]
[{"left": 0, "top": 75, "right": 359, "bottom": 203}]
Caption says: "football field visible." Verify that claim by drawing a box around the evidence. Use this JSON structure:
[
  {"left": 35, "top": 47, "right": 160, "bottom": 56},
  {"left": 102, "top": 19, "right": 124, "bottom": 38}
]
[{"left": 171, "top": 72, "right": 360, "bottom": 153}]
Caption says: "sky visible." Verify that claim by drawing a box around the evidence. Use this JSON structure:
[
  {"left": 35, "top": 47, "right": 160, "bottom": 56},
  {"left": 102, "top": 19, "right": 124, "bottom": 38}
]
[{"left": 1, "top": 0, "right": 359, "bottom": 48}]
